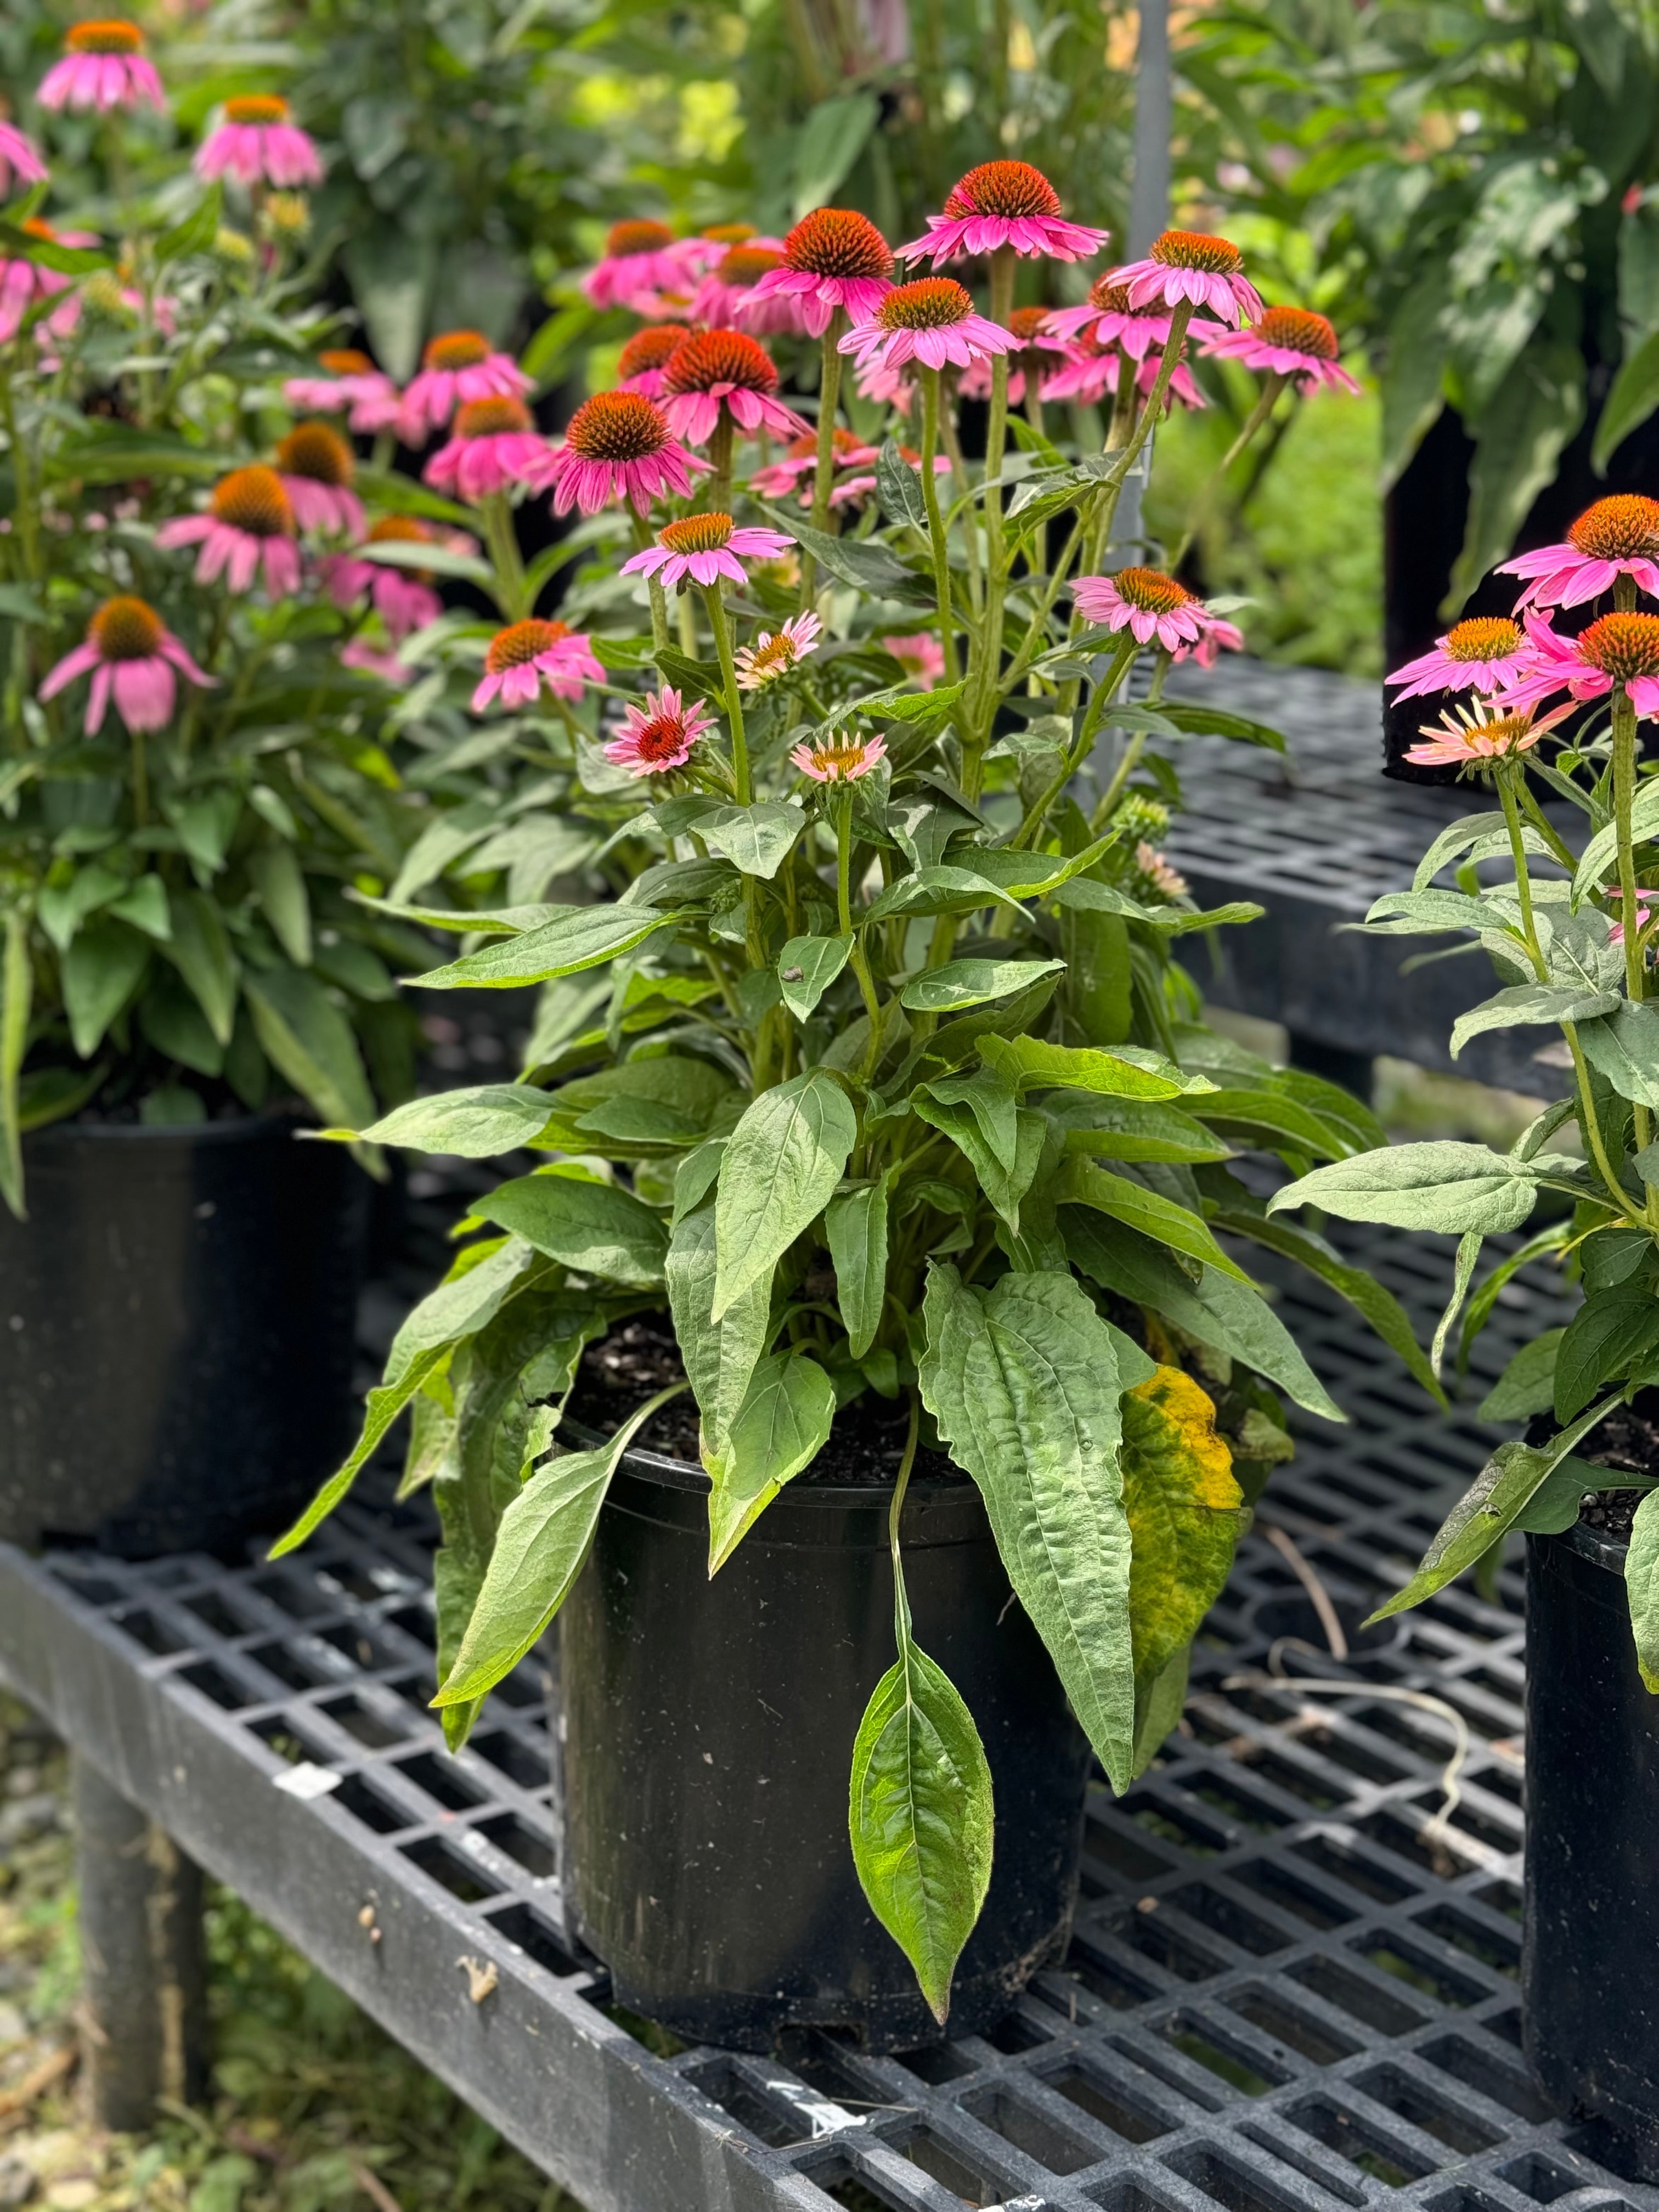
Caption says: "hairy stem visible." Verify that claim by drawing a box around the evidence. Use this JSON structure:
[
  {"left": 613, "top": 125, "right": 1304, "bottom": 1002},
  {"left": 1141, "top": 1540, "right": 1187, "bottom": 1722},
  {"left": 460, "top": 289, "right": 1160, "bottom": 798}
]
[
  {"left": 799, "top": 310, "right": 847, "bottom": 607},
  {"left": 919, "top": 368, "right": 961, "bottom": 691}
]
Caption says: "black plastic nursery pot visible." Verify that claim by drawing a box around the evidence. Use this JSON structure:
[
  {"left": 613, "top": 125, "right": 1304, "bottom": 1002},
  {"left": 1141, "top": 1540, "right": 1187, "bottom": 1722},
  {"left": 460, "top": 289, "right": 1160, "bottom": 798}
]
[
  {"left": 0, "top": 1112, "right": 367, "bottom": 1559},
  {"left": 560, "top": 1442, "right": 1093, "bottom": 2055},
  {"left": 1525, "top": 1519, "right": 1659, "bottom": 2171}
]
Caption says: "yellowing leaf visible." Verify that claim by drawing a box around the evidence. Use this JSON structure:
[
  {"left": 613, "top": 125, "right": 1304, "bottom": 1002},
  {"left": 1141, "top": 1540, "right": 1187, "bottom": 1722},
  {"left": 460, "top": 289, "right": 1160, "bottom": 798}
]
[{"left": 1122, "top": 1366, "right": 1244, "bottom": 1688}]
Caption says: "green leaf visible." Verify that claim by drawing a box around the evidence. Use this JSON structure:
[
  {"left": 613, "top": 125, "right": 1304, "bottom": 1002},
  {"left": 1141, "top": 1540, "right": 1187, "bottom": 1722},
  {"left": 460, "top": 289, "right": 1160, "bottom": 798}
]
[
  {"left": 269, "top": 1347, "right": 449, "bottom": 1559},
  {"left": 792, "top": 89, "right": 879, "bottom": 217},
  {"left": 826, "top": 1180, "right": 889, "bottom": 1359},
  {"left": 1190, "top": 1085, "right": 1353, "bottom": 1163},
  {"left": 1379, "top": 266, "right": 1452, "bottom": 491},
  {"left": 919, "top": 1266, "right": 1135, "bottom": 1790},
  {"left": 0, "top": 912, "right": 31, "bottom": 1218},
  {"left": 1122, "top": 1366, "right": 1244, "bottom": 1684},
  {"left": 472, "top": 1167, "right": 667, "bottom": 1287},
  {"left": 1446, "top": 338, "right": 1584, "bottom": 616},
  {"left": 1058, "top": 1158, "right": 1253, "bottom": 1286},
  {"left": 163, "top": 889, "right": 240, "bottom": 1046},
  {"left": 1267, "top": 1142, "right": 1543, "bottom": 1235},
  {"left": 863, "top": 866, "right": 1024, "bottom": 925},
  {"left": 1594, "top": 326, "right": 1659, "bottom": 473},
  {"left": 351, "top": 539, "right": 495, "bottom": 588},
  {"left": 139, "top": 968, "right": 224, "bottom": 1077},
  {"left": 701, "top": 801, "right": 806, "bottom": 881},
  {"left": 978, "top": 1033, "right": 1215, "bottom": 1102},
  {"left": 1064, "top": 1211, "right": 1345, "bottom": 1423},
  {"left": 1575, "top": 1001, "right": 1659, "bottom": 1108},
  {"left": 1049, "top": 1094, "right": 1231, "bottom": 1166},
  {"left": 713, "top": 1071, "right": 857, "bottom": 1321},
  {"left": 244, "top": 964, "right": 376, "bottom": 1133},
  {"left": 665, "top": 1200, "right": 772, "bottom": 1470},
  {"left": 0, "top": 219, "right": 110, "bottom": 276},
  {"left": 778, "top": 933, "right": 853, "bottom": 1020},
  {"left": 1627, "top": 1490, "right": 1659, "bottom": 1691},
  {"left": 1571, "top": 778, "right": 1659, "bottom": 902},
  {"left": 1132, "top": 1646, "right": 1192, "bottom": 1779},
  {"left": 1479, "top": 1328, "right": 1564, "bottom": 1421},
  {"left": 849, "top": 1626, "right": 993, "bottom": 2025},
  {"left": 1154, "top": 702, "right": 1285, "bottom": 752},
  {"left": 434, "top": 1384, "right": 685, "bottom": 1708},
  {"left": 61, "top": 917, "right": 150, "bottom": 1058},
  {"left": 108, "top": 872, "right": 171, "bottom": 941},
  {"left": 409, "top": 905, "right": 686, "bottom": 989},
  {"left": 155, "top": 182, "right": 223, "bottom": 266},
  {"left": 1367, "top": 1395, "right": 1622, "bottom": 1622},
  {"left": 351, "top": 1084, "right": 553, "bottom": 1158},
  {"left": 877, "top": 437, "right": 928, "bottom": 528},
  {"left": 757, "top": 504, "right": 926, "bottom": 599},
  {"left": 1554, "top": 1289, "right": 1659, "bottom": 1421},
  {"left": 248, "top": 844, "right": 312, "bottom": 967},
  {"left": 709, "top": 1352, "right": 836, "bottom": 1571},
  {"left": 38, "top": 862, "right": 123, "bottom": 954},
  {"left": 901, "top": 959, "right": 1065, "bottom": 1014},
  {"left": 1451, "top": 983, "right": 1618, "bottom": 1057},
  {"left": 1212, "top": 1202, "right": 1446, "bottom": 1408}
]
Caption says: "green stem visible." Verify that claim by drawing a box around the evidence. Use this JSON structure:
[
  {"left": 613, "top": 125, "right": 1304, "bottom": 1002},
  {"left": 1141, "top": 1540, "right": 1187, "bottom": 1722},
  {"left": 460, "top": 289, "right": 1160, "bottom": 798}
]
[
  {"left": 629, "top": 508, "right": 672, "bottom": 665},
  {"left": 837, "top": 792, "right": 882, "bottom": 1036},
  {"left": 1013, "top": 633, "right": 1138, "bottom": 848},
  {"left": 887, "top": 1390, "right": 921, "bottom": 1610},
  {"left": 131, "top": 726, "right": 149, "bottom": 828},
  {"left": 1085, "top": 300, "right": 1194, "bottom": 575},
  {"left": 706, "top": 415, "right": 734, "bottom": 516},
  {"left": 703, "top": 585, "right": 751, "bottom": 803},
  {"left": 919, "top": 369, "right": 961, "bottom": 691},
  {"left": 1612, "top": 680, "right": 1650, "bottom": 1160},
  {"left": 480, "top": 492, "right": 528, "bottom": 622},
  {"left": 937, "top": 396, "right": 983, "bottom": 613},
  {"left": 799, "top": 310, "right": 847, "bottom": 609},
  {"left": 962, "top": 248, "right": 1019, "bottom": 794},
  {"left": 1169, "top": 375, "right": 1285, "bottom": 574}
]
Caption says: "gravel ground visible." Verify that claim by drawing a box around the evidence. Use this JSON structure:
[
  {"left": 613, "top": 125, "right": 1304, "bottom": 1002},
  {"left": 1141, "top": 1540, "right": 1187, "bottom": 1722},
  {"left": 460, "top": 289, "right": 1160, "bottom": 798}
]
[{"left": 0, "top": 1700, "right": 579, "bottom": 2212}]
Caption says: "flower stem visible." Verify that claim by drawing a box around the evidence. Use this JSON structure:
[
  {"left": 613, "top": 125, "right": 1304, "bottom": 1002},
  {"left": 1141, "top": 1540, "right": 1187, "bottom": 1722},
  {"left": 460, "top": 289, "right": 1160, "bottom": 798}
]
[
  {"left": 1086, "top": 300, "right": 1193, "bottom": 574},
  {"left": 962, "top": 247, "right": 1018, "bottom": 793},
  {"left": 919, "top": 369, "right": 961, "bottom": 691},
  {"left": 1169, "top": 373, "right": 1285, "bottom": 574},
  {"left": 1611, "top": 677, "right": 1652, "bottom": 1161},
  {"left": 702, "top": 584, "right": 751, "bottom": 803},
  {"left": 480, "top": 492, "right": 528, "bottom": 621},
  {"left": 799, "top": 309, "right": 847, "bottom": 609},
  {"left": 707, "top": 415, "right": 734, "bottom": 516},
  {"left": 837, "top": 789, "right": 883, "bottom": 1036},
  {"left": 1013, "top": 632, "right": 1138, "bottom": 849},
  {"left": 629, "top": 507, "right": 672, "bottom": 665}
]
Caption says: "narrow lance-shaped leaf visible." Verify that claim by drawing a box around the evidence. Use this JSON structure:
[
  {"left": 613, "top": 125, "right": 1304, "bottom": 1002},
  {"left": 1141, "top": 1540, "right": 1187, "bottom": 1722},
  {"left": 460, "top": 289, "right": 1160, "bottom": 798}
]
[
  {"left": 849, "top": 1549, "right": 994, "bottom": 2024},
  {"left": 708, "top": 1352, "right": 836, "bottom": 1573},
  {"left": 0, "top": 911, "right": 30, "bottom": 1219},
  {"left": 826, "top": 1180, "right": 889, "bottom": 1361},
  {"left": 919, "top": 1266, "right": 1136, "bottom": 1790},
  {"left": 435, "top": 1383, "right": 687, "bottom": 1709},
  {"left": 409, "top": 905, "right": 688, "bottom": 989},
  {"left": 1627, "top": 1490, "right": 1659, "bottom": 1693},
  {"left": 664, "top": 1201, "right": 772, "bottom": 1472},
  {"left": 1121, "top": 1368, "right": 1244, "bottom": 1691},
  {"left": 713, "top": 1070, "right": 857, "bottom": 1320},
  {"left": 471, "top": 1168, "right": 668, "bottom": 1287}
]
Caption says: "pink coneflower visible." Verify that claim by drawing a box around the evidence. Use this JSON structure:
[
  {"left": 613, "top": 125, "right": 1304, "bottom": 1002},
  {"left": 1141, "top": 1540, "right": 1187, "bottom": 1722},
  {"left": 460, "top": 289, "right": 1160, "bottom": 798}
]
[
  {"left": 38, "top": 595, "right": 212, "bottom": 735},
  {"left": 1406, "top": 694, "right": 1574, "bottom": 770},
  {"left": 669, "top": 222, "right": 759, "bottom": 279},
  {"left": 1074, "top": 566, "right": 1210, "bottom": 652},
  {"left": 1042, "top": 338, "right": 1204, "bottom": 411},
  {"left": 1172, "top": 610, "right": 1244, "bottom": 668},
  {"left": 156, "top": 467, "right": 301, "bottom": 595},
  {"left": 38, "top": 20, "right": 164, "bottom": 114},
  {"left": 659, "top": 329, "right": 809, "bottom": 446},
  {"left": 1044, "top": 279, "right": 1222, "bottom": 360},
  {"left": 1498, "top": 608, "right": 1659, "bottom": 720},
  {"left": 1607, "top": 886, "right": 1659, "bottom": 947},
  {"left": 0, "top": 219, "right": 86, "bottom": 346},
  {"left": 901, "top": 161, "right": 1107, "bottom": 266},
  {"left": 839, "top": 276, "right": 1017, "bottom": 376},
  {"left": 622, "top": 511, "right": 794, "bottom": 591},
  {"left": 748, "top": 426, "right": 874, "bottom": 499},
  {"left": 541, "top": 390, "right": 701, "bottom": 517},
  {"left": 958, "top": 303, "right": 1068, "bottom": 402},
  {"left": 1499, "top": 495, "right": 1659, "bottom": 611},
  {"left": 1108, "top": 229, "right": 1263, "bottom": 328},
  {"left": 695, "top": 241, "right": 789, "bottom": 329},
  {"left": 398, "top": 330, "right": 531, "bottom": 446},
  {"left": 734, "top": 612, "right": 822, "bottom": 689},
  {"left": 603, "top": 686, "right": 716, "bottom": 777},
  {"left": 194, "top": 94, "right": 321, "bottom": 189},
  {"left": 583, "top": 219, "right": 685, "bottom": 311},
  {"left": 472, "top": 618, "right": 603, "bottom": 710},
  {"left": 275, "top": 420, "right": 364, "bottom": 535},
  {"left": 882, "top": 634, "right": 946, "bottom": 689},
  {"left": 618, "top": 325, "right": 689, "bottom": 400},
  {"left": 746, "top": 208, "right": 893, "bottom": 339},
  {"left": 828, "top": 443, "right": 947, "bottom": 510},
  {"left": 1387, "top": 617, "right": 1531, "bottom": 701},
  {"left": 1200, "top": 305, "right": 1361, "bottom": 393},
  {"left": 283, "top": 348, "right": 402, "bottom": 434},
  {"left": 340, "top": 639, "right": 409, "bottom": 685},
  {"left": 0, "top": 122, "right": 47, "bottom": 199},
  {"left": 790, "top": 729, "right": 888, "bottom": 782},
  {"left": 424, "top": 396, "right": 551, "bottom": 501},
  {"left": 852, "top": 354, "right": 917, "bottom": 414},
  {"left": 320, "top": 515, "right": 466, "bottom": 640}
]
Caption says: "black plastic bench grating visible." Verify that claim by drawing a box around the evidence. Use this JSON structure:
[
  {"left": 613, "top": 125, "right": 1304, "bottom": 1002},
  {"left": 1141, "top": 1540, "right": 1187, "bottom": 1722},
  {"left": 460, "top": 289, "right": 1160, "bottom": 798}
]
[{"left": 1, "top": 1214, "right": 1651, "bottom": 2212}]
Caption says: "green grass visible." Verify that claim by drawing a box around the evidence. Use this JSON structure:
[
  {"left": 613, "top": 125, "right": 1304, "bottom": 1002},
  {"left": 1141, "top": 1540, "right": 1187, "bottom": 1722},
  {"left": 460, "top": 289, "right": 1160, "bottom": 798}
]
[
  {"left": 0, "top": 1701, "right": 580, "bottom": 2212},
  {"left": 1143, "top": 374, "right": 1384, "bottom": 678}
]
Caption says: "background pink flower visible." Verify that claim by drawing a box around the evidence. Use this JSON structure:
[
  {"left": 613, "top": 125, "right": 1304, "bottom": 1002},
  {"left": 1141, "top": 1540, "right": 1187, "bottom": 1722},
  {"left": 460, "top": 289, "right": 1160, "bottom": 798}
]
[
  {"left": 623, "top": 512, "right": 793, "bottom": 590},
  {"left": 583, "top": 219, "right": 685, "bottom": 310},
  {"left": 39, "top": 21, "right": 164, "bottom": 112},
  {"left": 541, "top": 391, "right": 700, "bottom": 516},
  {"left": 746, "top": 208, "right": 893, "bottom": 338},
  {"left": 902, "top": 161, "right": 1106, "bottom": 265},
  {"left": 881, "top": 634, "right": 946, "bottom": 689},
  {"left": 1200, "top": 306, "right": 1361, "bottom": 392},
  {"left": 156, "top": 466, "right": 301, "bottom": 595},
  {"left": 423, "top": 396, "right": 551, "bottom": 500},
  {"left": 38, "top": 595, "right": 212, "bottom": 733},
  {"left": 195, "top": 95, "right": 321, "bottom": 188},
  {"left": 840, "top": 276, "right": 1015, "bottom": 374},
  {"left": 398, "top": 331, "right": 531, "bottom": 444},
  {"left": 1499, "top": 495, "right": 1659, "bottom": 610},
  {"left": 473, "top": 618, "right": 604, "bottom": 710},
  {"left": 1109, "top": 230, "right": 1263, "bottom": 326},
  {"left": 0, "top": 122, "right": 47, "bottom": 199},
  {"left": 659, "top": 329, "right": 808, "bottom": 444},
  {"left": 284, "top": 349, "right": 402, "bottom": 434}
]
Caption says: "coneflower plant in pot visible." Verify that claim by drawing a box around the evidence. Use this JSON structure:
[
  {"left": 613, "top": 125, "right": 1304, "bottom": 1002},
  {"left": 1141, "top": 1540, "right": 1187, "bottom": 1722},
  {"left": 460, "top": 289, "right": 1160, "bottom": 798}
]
[
  {"left": 0, "top": 39, "right": 439, "bottom": 1555},
  {"left": 281, "top": 173, "right": 1436, "bottom": 2051},
  {"left": 1271, "top": 491, "right": 1659, "bottom": 2164}
]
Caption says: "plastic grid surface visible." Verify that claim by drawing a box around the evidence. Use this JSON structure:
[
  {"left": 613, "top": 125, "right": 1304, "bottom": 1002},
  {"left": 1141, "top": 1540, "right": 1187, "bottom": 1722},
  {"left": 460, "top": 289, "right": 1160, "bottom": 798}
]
[{"left": 1, "top": 1221, "right": 1652, "bottom": 2212}]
